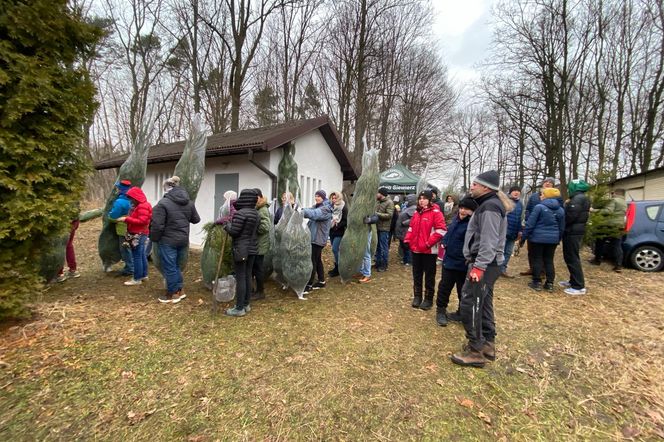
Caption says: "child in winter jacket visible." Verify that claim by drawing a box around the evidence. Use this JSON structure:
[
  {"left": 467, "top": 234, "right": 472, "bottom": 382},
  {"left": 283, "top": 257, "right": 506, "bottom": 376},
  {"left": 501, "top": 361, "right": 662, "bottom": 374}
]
[{"left": 117, "top": 187, "right": 152, "bottom": 286}]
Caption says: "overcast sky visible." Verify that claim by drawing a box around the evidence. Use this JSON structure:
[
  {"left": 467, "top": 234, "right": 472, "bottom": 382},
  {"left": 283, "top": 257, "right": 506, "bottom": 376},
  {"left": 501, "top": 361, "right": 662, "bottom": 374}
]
[{"left": 431, "top": 0, "right": 495, "bottom": 86}]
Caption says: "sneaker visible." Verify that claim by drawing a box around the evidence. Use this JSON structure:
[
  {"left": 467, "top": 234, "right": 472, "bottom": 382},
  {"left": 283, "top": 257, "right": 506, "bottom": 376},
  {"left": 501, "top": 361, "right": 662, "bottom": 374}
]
[
  {"left": 124, "top": 279, "right": 142, "bottom": 286},
  {"left": 225, "top": 307, "right": 246, "bottom": 317},
  {"left": 447, "top": 311, "right": 462, "bottom": 322},
  {"left": 171, "top": 290, "right": 186, "bottom": 304},
  {"left": 56, "top": 274, "right": 68, "bottom": 283},
  {"left": 139, "top": 276, "right": 149, "bottom": 281},
  {"left": 158, "top": 294, "right": 172, "bottom": 303},
  {"left": 302, "top": 285, "right": 313, "bottom": 294},
  {"left": 411, "top": 295, "right": 422, "bottom": 308},
  {"left": 543, "top": 282, "right": 554, "bottom": 292},
  {"left": 312, "top": 281, "right": 326, "bottom": 290},
  {"left": 376, "top": 267, "right": 386, "bottom": 272},
  {"left": 419, "top": 297, "right": 433, "bottom": 310},
  {"left": 558, "top": 281, "right": 571, "bottom": 288},
  {"left": 482, "top": 341, "right": 496, "bottom": 361},
  {"left": 528, "top": 281, "right": 542, "bottom": 291},
  {"left": 358, "top": 276, "right": 371, "bottom": 283},
  {"left": 244, "top": 305, "right": 251, "bottom": 313},
  {"left": 67, "top": 270, "right": 81, "bottom": 278},
  {"left": 436, "top": 310, "right": 448, "bottom": 326},
  {"left": 500, "top": 272, "right": 515, "bottom": 279},
  {"left": 564, "top": 287, "right": 587, "bottom": 296}
]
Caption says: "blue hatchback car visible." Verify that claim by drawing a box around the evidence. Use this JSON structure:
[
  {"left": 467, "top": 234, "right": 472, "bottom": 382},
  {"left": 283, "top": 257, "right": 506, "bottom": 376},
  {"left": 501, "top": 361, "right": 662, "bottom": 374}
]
[{"left": 622, "top": 200, "right": 664, "bottom": 272}]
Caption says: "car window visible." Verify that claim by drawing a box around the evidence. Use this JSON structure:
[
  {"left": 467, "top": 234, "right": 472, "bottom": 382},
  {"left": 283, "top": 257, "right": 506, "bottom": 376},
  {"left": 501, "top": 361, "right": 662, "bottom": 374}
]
[{"left": 645, "top": 205, "right": 661, "bottom": 221}]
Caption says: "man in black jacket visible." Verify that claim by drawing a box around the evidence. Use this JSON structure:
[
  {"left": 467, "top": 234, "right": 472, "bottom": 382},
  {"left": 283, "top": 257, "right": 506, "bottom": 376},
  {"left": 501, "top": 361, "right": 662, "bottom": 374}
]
[
  {"left": 150, "top": 176, "right": 201, "bottom": 304},
  {"left": 561, "top": 179, "right": 591, "bottom": 296}
]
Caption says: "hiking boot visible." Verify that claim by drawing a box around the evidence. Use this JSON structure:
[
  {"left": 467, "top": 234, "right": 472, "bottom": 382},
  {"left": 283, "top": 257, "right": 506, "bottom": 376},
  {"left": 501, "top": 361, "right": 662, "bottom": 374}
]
[
  {"left": 436, "top": 310, "right": 448, "bottom": 327},
  {"left": 56, "top": 273, "right": 68, "bottom": 283},
  {"left": 302, "top": 285, "right": 313, "bottom": 294},
  {"left": 225, "top": 307, "right": 246, "bottom": 317},
  {"left": 419, "top": 296, "right": 434, "bottom": 310},
  {"left": 447, "top": 310, "right": 462, "bottom": 322},
  {"left": 67, "top": 270, "right": 81, "bottom": 278},
  {"left": 158, "top": 294, "right": 173, "bottom": 303},
  {"left": 482, "top": 341, "right": 496, "bottom": 361},
  {"left": 250, "top": 291, "right": 265, "bottom": 301},
  {"left": 543, "top": 282, "right": 554, "bottom": 292},
  {"left": 528, "top": 281, "right": 542, "bottom": 291},
  {"left": 313, "top": 281, "right": 326, "bottom": 289},
  {"left": 519, "top": 269, "right": 533, "bottom": 276},
  {"left": 613, "top": 266, "right": 623, "bottom": 273},
  {"left": 124, "top": 279, "right": 142, "bottom": 286},
  {"left": 564, "top": 287, "right": 587, "bottom": 296},
  {"left": 328, "top": 268, "right": 340, "bottom": 277},
  {"left": 411, "top": 295, "right": 422, "bottom": 308},
  {"left": 558, "top": 280, "right": 571, "bottom": 288},
  {"left": 358, "top": 276, "right": 371, "bottom": 283},
  {"left": 451, "top": 347, "right": 486, "bottom": 368}
]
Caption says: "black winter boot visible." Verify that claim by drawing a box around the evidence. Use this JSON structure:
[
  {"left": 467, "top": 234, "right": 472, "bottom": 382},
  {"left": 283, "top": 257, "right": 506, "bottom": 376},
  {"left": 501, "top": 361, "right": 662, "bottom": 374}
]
[
  {"left": 419, "top": 295, "right": 434, "bottom": 310},
  {"left": 436, "top": 309, "right": 448, "bottom": 326},
  {"left": 411, "top": 295, "right": 422, "bottom": 308}
]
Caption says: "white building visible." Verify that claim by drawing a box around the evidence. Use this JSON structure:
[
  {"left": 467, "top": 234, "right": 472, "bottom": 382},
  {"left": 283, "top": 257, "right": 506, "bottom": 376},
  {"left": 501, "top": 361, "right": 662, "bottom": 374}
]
[
  {"left": 95, "top": 116, "right": 357, "bottom": 245},
  {"left": 611, "top": 166, "right": 664, "bottom": 201}
]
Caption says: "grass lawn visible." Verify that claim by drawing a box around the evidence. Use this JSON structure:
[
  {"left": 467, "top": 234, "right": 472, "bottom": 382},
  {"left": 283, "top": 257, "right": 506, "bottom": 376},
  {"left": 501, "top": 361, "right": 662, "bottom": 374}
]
[{"left": 1, "top": 220, "right": 663, "bottom": 441}]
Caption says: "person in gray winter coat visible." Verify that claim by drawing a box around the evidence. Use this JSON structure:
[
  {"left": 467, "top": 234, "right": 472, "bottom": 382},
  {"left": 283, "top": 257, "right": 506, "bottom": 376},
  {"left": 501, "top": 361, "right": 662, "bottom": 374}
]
[
  {"left": 303, "top": 190, "right": 333, "bottom": 293},
  {"left": 150, "top": 176, "right": 200, "bottom": 303},
  {"left": 395, "top": 194, "right": 417, "bottom": 265}
]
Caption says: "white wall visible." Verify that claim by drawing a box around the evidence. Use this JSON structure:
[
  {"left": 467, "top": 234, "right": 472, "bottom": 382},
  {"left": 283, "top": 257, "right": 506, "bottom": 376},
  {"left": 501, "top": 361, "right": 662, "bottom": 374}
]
[{"left": 142, "top": 128, "right": 345, "bottom": 246}]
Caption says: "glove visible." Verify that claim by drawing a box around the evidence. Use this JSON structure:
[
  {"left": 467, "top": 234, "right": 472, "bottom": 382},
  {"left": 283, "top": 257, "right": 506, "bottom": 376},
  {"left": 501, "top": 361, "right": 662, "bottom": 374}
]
[
  {"left": 363, "top": 216, "right": 371, "bottom": 224},
  {"left": 468, "top": 267, "right": 485, "bottom": 282}
]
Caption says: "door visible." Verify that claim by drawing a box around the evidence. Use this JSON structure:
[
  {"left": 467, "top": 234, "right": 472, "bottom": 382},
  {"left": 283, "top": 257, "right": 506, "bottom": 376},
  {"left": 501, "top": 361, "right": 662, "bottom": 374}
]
[
  {"left": 657, "top": 204, "right": 664, "bottom": 243},
  {"left": 214, "top": 173, "right": 239, "bottom": 219}
]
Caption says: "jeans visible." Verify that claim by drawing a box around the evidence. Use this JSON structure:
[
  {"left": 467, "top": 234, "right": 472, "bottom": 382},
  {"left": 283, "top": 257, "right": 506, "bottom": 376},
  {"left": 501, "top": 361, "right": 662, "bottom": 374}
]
[
  {"left": 331, "top": 236, "right": 342, "bottom": 269},
  {"left": 412, "top": 253, "right": 437, "bottom": 298},
  {"left": 234, "top": 255, "right": 256, "bottom": 310},
  {"left": 563, "top": 234, "right": 585, "bottom": 289},
  {"left": 158, "top": 243, "right": 185, "bottom": 294},
  {"left": 374, "top": 231, "right": 390, "bottom": 269},
  {"left": 399, "top": 239, "right": 412, "bottom": 264},
  {"left": 252, "top": 255, "right": 265, "bottom": 294},
  {"left": 531, "top": 242, "right": 558, "bottom": 284},
  {"left": 308, "top": 244, "right": 325, "bottom": 285},
  {"left": 131, "top": 234, "right": 148, "bottom": 280},
  {"left": 359, "top": 231, "right": 372, "bottom": 277},
  {"left": 501, "top": 238, "right": 516, "bottom": 272},
  {"left": 460, "top": 263, "right": 500, "bottom": 351},
  {"left": 119, "top": 235, "right": 134, "bottom": 274},
  {"left": 436, "top": 267, "right": 467, "bottom": 311}
]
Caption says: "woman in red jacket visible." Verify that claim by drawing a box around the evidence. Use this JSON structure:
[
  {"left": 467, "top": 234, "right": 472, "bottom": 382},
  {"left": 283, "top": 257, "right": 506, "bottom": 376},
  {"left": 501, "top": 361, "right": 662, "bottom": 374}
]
[
  {"left": 117, "top": 187, "right": 152, "bottom": 286},
  {"left": 404, "top": 189, "right": 447, "bottom": 309}
]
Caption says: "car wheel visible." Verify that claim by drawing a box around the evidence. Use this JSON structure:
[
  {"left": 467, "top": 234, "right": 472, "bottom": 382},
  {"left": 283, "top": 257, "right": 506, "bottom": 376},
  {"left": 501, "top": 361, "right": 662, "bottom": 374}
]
[{"left": 630, "top": 245, "right": 664, "bottom": 272}]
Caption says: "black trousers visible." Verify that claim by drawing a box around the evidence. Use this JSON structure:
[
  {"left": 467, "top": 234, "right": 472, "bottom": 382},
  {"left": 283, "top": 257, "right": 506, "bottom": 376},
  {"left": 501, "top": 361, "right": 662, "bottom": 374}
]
[
  {"left": 252, "top": 254, "right": 265, "bottom": 293},
  {"left": 460, "top": 263, "right": 500, "bottom": 351},
  {"left": 412, "top": 253, "right": 437, "bottom": 297},
  {"left": 531, "top": 242, "right": 558, "bottom": 284},
  {"left": 594, "top": 237, "right": 623, "bottom": 267},
  {"left": 562, "top": 234, "right": 585, "bottom": 289},
  {"left": 436, "top": 267, "right": 467, "bottom": 311},
  {"left": 234, "top": 255, "right": 256, "bottom": 310},
  {"left": 308, "top": 244, "right": 325, "bottom": 285}
]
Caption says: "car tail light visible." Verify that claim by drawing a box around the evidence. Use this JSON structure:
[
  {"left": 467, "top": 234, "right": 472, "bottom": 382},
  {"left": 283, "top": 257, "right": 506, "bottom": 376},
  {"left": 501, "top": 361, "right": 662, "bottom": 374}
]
[{"left": 625, "top": 202, "right": 636, "bottom": 232}]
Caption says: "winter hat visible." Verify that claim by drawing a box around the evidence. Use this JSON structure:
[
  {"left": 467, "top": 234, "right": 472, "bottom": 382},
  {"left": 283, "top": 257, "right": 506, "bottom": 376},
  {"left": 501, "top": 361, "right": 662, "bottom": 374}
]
[
  {"left": 459, "top": 197, "right": 478, "bottom": 211},
  {"left": 508, "top": 186, "right": 521, "bottom": 194},
  {"left": 418, "top": 189, "right": 433, "bottom": 201},
  {"left": 542, "top": 188, "right": 561, "bottom": 199},
  {"left": 315, "top": 189, "right": 326, "bottom": 199},
  {"left": 378, "top": 187, "right": 389, "bottom": 197},
  {"left": 567, "top": 179, "right": 590, "bottom": 194},
  {"left": 115, "top": 179, "right": 132, "bottom": 193},
  {"left": 253, "top": 188, "right": 263, "bottom": 198},
  {"left": 473, "top": 170, "right": 500, "bottom": 191},
  {"left": 430, "top": 186, "right": 440, "bottom": 196},
  {"left": 542, "top": 177, "right": 556, "bottom": 186},
  {"left": 236, "top": 188, "right": 258, "bottom": 209}
]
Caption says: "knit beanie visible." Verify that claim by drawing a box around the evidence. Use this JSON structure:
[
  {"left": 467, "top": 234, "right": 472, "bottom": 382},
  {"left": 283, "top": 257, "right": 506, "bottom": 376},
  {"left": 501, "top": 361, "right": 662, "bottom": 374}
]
[
  {"left": 542, "top": 177, "right": 556, "bottom": 186},
  {"left": 418, "top": 189, "right": 433, "bottom": 201},
  {"left": 430, "top": 186, "right": 440, "bottom": 196},
  {"left": 473, "top": 170, "right": 500, "bottom": 191},
  {"left": 458, "top": 197, "right": 478, "bottom": 211},
  {"left": 378, "top": 187, "right": 389, "bottom": 197},
  {"left": 315, "top": 189, "right": 326, "bottom": 199},
  {"left": 115, "top": 179, "right": 132, "bottom": 193},
  {"left": 542, "top": 188, "right": 561, "bottom": 199}
]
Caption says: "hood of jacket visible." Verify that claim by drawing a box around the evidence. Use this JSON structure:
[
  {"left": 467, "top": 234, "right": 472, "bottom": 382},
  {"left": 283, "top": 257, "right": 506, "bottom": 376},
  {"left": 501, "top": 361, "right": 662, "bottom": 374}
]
[
  {"left": 541, "top": 198, "right": 561, "bottom": 210},
  {"left": 126, "top": 187, "right": 147, "bottom": 203},
  {"left": 236, "top": 189, "right": 258, "bottom": 209},
  {"left": 567, "top": 179, "right": 590, "bottom": 195},
  {"left": 165, "top": 186, "right": 191, "bottom": 206},
  {"left": 406, "top": 194, "right": 417, "bottom": 206}
]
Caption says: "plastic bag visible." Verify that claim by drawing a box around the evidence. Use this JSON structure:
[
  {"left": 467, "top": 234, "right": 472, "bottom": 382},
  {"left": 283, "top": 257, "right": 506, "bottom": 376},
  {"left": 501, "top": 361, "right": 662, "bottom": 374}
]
[
  {"left": 282, "top": 210, "right": 312, "bottom": 299},
  {"left": 214, "top": 275, "right": 236, "bottom": 302}
]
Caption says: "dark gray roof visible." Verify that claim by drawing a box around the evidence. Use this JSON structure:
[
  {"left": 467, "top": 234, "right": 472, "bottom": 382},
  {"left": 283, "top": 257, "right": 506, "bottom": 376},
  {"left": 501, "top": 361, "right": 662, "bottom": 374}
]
[{"left": 94, "top": 115, "right": 357, "bottom": 181}]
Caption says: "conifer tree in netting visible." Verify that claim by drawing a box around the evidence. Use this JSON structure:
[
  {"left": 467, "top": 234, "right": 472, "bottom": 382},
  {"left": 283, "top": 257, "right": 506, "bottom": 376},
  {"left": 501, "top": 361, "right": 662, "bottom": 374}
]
[
  {"left": 262, "top": 210, "right": 276, "bottom": 281},
  {"left": 277, "top": 143, "right": 301, "bottom": 202},
  {"left": 98, "top": 122, "right": 153, "bottom": 271},
  {"left": 0, "top": 0, "right": 102, "bottom": 319},
  {"left": 200, "top": 223, "right": 234, "bottom": 289},
  {"left": 273, "top": 203, "right": 294, "bottom": 286},
  {"left": 282, "top": 209, "right": 313, "bottom": 299},
  {"left": 338, "top": 145, "right": 380, "bottom": 282},
  {"left": 416, "top": 165, "right": 430, "bottom": 195},
  {"left": 153, "top": 116, "right": 207, "bottom": 273}
]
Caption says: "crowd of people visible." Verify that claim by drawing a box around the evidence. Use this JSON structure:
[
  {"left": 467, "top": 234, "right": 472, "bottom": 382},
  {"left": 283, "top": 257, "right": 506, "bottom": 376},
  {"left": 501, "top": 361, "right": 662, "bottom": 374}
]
[{"left": 60, "top": 168, "right": 629, "bottom": 368}]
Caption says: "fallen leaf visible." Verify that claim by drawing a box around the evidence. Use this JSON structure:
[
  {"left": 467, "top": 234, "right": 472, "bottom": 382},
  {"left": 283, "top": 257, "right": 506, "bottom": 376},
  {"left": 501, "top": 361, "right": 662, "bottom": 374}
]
[
  {"left": 455, "top": 396, "right": 475, "bottom": 409},
  {"left": 436, "top": 379, "right": 445, "bottom": 387},
  {"left": 478, "top": 411, "right": 492, "bottom": 425},
  {"left": 621, "top": 426, "right": 640, "bottom": 439}
]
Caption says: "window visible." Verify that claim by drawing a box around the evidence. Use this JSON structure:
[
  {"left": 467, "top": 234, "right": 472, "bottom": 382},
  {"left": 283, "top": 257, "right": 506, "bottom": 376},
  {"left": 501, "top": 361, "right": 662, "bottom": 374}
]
[{"left": 645, "top": 205, "right": 661, "bottom": 221}]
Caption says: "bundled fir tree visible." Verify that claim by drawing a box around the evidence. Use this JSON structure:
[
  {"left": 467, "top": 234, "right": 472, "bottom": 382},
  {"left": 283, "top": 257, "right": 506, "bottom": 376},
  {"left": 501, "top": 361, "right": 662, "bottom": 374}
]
[{"left": 0, "top": 1, "right": 102, "bottom": 319}]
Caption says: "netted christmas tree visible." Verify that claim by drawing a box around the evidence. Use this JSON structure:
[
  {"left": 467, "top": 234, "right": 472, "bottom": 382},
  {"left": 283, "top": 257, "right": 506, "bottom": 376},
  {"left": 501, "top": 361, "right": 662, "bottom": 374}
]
[
  {"left": 200, "top": 222, "right": 234, "bottom": 289},
  {"left": 273, "top": 203, "right": 294, "bottom": 287},
  {"left": 277, "top": 143, "right": 301, "bottom": 202},
  {"left": 282, "top": 209, "right": 312, "bottom": 299}
]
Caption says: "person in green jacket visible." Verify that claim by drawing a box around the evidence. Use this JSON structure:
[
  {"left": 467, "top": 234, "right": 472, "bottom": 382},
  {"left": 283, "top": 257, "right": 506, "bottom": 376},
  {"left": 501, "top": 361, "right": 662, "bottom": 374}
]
[
  {"left": 590, "top": 188, "right": 627, "bottom": 272},
  {"left": 252, "top": 188, "right": 271, "bottom": 299},
  {"left": 374, "top": 187, "right": 395, "bottom": 271}
]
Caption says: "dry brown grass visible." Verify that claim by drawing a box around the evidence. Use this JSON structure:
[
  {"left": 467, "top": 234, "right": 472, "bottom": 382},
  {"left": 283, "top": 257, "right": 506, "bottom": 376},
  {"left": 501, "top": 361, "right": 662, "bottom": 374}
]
[{"left": 1, "top": 220, "right": 663, "bottom": 441}]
